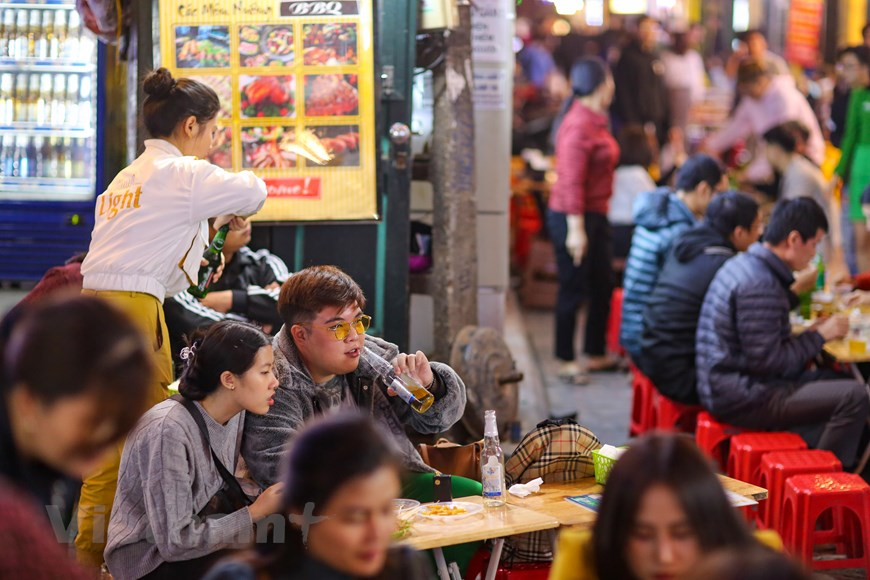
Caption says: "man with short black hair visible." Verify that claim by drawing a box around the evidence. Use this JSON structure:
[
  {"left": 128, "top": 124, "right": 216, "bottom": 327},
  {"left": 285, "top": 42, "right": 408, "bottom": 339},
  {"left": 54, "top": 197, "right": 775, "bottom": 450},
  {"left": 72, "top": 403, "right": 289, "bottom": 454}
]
[
  {"left": 620, "top": 154, "right": 726, "bottom": 360},
  {"left": 638, "top": 191, "right": 761, "bottom": 405},
  {"left": 696, "top": 198, "right": 868, "bottom": 466}
]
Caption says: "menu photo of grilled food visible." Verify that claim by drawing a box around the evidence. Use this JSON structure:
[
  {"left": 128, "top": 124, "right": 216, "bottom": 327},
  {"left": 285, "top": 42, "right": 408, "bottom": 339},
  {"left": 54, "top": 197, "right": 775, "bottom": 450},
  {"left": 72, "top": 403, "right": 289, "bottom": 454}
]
[
  {"left": 241, "top": 126, "right": 297, "bottom": 169},
  {"left": 239, "top": 75, "right": 296, "bottom": 119},
  {"left": 304, "top": 74, "right": 358, "bottom": 117},
  {"left": 304, "top": 125, "right": 360, "bottom": 167},
  {"left": 197, "top": 75, "right": 232, "bottom": 118},
  {"left": 175, "top": 26, "right": 230, "bottom": 68},
  {"left": 302, "top": 23, "right": 357, "bottom": 65},
  {"left": 238, "top": 24, "right": 295, "bottom": 68},
  {"left": 207, "top": 127, "right": 233, "bottom": 169}
]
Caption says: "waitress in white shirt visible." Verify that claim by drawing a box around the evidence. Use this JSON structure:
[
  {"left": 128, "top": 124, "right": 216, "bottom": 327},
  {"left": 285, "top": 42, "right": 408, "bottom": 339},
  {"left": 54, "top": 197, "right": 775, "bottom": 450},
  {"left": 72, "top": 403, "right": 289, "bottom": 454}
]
[{"left": 75, "top": 67, "right": 268, "bottom": 568}]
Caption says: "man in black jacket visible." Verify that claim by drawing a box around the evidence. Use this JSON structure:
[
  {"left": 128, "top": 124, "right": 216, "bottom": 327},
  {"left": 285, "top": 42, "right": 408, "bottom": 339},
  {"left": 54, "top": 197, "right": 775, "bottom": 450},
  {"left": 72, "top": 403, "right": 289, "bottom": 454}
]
[
  {"left": 164, "top": 219, "right": 290, "bottom": 368},
  {"left": 612, "top": 15, "right": 670, "bottom": 145},
  {"left": 638, "top": 191, "right": 762, "bottom": 405},
  {"left": 696, "top": 198, "right": 868, "bottom": 467}
]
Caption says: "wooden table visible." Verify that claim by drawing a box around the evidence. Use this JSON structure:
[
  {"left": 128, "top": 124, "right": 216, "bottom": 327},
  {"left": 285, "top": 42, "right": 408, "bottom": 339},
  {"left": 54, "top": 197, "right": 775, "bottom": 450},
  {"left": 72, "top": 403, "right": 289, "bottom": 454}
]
[
  {"left": 506, "top": 475, "right": 768, "bottom": 528},
  {"left": 823, "top": 339, "right": 870, "bottom": 365},
  {"left": 401, "top": 496, "right": 559, "bottom": 580}
]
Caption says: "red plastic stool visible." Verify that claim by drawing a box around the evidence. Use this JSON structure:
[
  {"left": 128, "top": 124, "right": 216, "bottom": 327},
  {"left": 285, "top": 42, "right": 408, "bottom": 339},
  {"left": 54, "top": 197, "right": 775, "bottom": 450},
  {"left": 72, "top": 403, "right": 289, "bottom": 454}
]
[
  {"left": 629, "top": 364, "right": 655, "bottom": 437},
  {"left": 694, "top": 411, "right": 754, "bottom": 471},
  {"left": 727, "top": 432, "right": 808, "bottom": 483},
  {"left": 653, "top": 393, "right": 703, "bottom": 433},
  {"left": 758, "top": 449, "right": 842, "bottom": 532},
  {"left": 606, "top": 288, "right": 624, "bottom": 357},
  {"left": 780, "top": 473, "right": 870, "bottom": 572}
]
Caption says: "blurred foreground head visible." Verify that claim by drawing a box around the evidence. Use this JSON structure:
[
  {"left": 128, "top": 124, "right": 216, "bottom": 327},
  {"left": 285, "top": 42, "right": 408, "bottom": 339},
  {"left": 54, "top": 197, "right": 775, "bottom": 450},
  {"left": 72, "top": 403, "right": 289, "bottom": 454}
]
[
  {"left": 1, "top": 295, "right": 153, "bottom": 479},
  {"left": 592, "top": 433, "right": 755, "bottom": 580}
]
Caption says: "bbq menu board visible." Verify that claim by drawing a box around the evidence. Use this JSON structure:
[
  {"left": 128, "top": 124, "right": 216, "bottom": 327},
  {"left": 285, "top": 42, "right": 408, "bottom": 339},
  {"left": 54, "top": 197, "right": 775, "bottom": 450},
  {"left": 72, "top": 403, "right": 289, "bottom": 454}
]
[{"left": 158, "top": 0, "right": 377, "bottom": 221}]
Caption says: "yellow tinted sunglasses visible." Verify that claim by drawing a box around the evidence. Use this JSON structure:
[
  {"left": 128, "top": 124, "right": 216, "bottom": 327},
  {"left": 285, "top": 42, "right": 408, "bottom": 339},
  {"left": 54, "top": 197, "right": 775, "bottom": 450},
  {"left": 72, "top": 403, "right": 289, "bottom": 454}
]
[{"left": 306, "top": 314, "right": 372, "bottom": 341}]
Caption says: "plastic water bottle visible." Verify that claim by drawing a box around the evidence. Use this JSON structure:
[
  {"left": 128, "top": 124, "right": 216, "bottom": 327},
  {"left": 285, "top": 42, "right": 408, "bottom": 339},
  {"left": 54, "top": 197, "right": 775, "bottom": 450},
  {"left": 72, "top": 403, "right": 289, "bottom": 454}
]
[{"left": 481, "top": 410, "right": 506, "bottom": 508}]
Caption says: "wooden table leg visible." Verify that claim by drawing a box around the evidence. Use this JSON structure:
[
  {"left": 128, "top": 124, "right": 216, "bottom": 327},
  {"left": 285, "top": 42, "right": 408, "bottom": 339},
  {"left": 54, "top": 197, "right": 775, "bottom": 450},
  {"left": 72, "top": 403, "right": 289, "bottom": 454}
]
[
  {"left": 484, "top": 538, "right": 505, "bottom": 580},
  {"left": 433, "top": 547, "right": 451, "bottom": 580}
]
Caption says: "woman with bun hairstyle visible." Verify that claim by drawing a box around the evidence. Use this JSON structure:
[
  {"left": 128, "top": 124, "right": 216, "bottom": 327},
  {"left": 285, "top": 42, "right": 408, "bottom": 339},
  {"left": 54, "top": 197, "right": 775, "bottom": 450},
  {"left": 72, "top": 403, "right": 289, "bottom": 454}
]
[
  {"left": 547, "top": 56, "right": 620, "bottom": 384},
  {"left": 77, "top": 68, "right": 268, "bottom": 565},
  {"left": 105, "top": 320, "right": 282, "bottom": 580}
]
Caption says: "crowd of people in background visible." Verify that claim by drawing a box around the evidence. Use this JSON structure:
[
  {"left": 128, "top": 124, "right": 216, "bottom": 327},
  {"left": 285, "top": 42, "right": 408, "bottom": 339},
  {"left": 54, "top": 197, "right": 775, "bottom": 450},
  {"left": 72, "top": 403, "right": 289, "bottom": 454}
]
[{"left": 6, "top": 9, "right": 870, "bottom": 580}]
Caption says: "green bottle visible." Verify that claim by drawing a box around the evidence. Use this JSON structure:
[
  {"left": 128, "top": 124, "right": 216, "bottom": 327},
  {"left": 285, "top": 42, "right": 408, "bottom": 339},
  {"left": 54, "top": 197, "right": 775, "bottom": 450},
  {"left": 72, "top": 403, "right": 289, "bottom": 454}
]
[
  {"left": 188, "top": 224, "right": 230, "bottom": 298},
  {"left": 815, "top": 253, "right": 825, "bottom": 291}
]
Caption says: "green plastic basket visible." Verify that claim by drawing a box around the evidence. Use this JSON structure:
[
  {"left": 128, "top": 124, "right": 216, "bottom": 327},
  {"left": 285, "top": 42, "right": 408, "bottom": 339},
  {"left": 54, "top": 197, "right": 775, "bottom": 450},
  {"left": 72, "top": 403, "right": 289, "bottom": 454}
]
[{"left": 592, "top": 449, "right": 619, "bottom": 485}]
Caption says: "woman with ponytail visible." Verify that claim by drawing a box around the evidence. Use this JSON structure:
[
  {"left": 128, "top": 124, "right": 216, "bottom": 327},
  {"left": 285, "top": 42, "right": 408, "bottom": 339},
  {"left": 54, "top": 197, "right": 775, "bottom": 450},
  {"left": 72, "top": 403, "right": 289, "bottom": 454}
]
[
  {"left": 105, "top": 321, "right": 282, "bottom": 580},
  {"left": 77, "top": 67, "right": 268, "bottom": 566},
  {"left": 547, "top": 56, "right": 620, "bottom": 384}
]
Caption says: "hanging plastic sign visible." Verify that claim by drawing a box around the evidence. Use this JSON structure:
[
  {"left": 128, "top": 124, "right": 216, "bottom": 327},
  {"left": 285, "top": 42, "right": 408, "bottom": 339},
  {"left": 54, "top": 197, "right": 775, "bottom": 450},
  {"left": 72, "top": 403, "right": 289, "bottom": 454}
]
[{"left": 160, "top": 0, "right": 378, "bottom": 222}]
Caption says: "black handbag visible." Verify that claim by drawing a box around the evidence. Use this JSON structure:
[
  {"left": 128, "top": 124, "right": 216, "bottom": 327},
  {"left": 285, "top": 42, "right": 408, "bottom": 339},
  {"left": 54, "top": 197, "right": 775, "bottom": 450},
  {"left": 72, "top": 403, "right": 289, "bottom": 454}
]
[{"left": 171, "top": 395, "right": 252, "bottom": 518}]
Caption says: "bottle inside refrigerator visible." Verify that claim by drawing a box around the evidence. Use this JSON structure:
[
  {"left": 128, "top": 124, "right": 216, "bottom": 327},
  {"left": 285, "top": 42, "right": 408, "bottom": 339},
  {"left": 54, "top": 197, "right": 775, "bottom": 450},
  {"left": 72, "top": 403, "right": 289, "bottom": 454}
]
[{"left": 0, "top": 2, "right": 98, "bottom": 203}]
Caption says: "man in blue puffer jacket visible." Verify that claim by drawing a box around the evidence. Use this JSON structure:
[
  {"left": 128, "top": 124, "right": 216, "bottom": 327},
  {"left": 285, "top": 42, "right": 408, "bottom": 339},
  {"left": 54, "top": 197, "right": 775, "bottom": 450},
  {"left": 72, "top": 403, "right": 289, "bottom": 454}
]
[
  {"left": 696, "top": 198, "right": 868, "bottom": 467},
  {"left": 620, "top": 154, "right": 725, "bottom": 360}
]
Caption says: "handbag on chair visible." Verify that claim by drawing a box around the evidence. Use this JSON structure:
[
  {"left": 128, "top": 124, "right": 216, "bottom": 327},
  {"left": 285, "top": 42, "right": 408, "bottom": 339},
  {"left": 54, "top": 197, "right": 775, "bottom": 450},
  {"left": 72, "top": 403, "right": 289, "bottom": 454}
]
[{"left": 417, "top": 438, "right": 484, "bottom": 482}]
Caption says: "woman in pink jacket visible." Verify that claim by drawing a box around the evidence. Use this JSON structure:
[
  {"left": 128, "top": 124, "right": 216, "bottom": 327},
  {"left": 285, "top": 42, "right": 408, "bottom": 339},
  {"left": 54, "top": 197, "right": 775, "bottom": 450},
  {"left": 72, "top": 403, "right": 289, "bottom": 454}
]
[{"left": 547, "top": 57, "right": 620, "bottom": 384}]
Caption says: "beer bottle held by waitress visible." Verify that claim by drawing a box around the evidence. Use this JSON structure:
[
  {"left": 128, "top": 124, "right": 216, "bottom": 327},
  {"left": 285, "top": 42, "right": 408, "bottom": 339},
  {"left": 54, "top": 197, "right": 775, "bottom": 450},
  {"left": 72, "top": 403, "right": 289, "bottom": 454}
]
[{"left": 188, "top": 224, "right": 229, "bottom": 298}]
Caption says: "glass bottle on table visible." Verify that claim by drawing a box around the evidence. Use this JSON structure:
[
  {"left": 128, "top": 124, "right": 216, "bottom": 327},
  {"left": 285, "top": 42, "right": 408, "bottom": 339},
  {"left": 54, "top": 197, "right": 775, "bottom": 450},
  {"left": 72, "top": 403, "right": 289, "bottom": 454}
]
[
  {"left": 481, "top": 410, "right": 506, "bottom": 508},
  {"left": 360, "top": 347, "right": 435, "bottom": 414}
]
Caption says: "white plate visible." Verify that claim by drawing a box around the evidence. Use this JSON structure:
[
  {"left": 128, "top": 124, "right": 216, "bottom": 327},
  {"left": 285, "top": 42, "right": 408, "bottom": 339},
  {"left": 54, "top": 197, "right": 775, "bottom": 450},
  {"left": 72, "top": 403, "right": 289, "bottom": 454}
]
[
  {"left": 417, "top": 501, "right": 484, "bottom": 521},
  {"left": 393, "top": 498, "right": 420, "bottom": 514}
]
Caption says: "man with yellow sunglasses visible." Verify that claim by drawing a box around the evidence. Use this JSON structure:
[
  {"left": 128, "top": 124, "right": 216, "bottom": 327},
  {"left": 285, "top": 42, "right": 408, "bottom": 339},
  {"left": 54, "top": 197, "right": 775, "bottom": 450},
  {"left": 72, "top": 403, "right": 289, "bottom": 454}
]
[
  {"left": 242, "top": 265, "right": 481, "bottom": 574},
  {"left": 243, "top": 264, "right": 470, "bottom": 484}
]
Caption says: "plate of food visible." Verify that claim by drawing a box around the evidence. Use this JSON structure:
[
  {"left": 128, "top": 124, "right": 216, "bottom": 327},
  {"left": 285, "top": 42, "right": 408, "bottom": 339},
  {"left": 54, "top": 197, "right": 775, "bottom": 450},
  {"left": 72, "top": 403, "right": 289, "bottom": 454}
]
[
  {"left": 239, "top": 26, "right": 260, "bottom": 56},
  {"left": 266, "top": 27, "right": 294, "bottom": 60},
  {"left": 417, "top": 501, "right": 483, "bottom": 521},
  {"left": 393, "top": 498, "right": 420, "bottom": 514}
]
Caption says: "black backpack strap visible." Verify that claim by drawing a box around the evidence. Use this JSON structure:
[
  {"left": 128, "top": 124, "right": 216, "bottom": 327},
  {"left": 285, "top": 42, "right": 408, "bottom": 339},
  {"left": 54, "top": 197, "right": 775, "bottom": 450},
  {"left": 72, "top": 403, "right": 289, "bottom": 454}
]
[{"left": 171, "top": 394, "right": 251, "bottom": 505}]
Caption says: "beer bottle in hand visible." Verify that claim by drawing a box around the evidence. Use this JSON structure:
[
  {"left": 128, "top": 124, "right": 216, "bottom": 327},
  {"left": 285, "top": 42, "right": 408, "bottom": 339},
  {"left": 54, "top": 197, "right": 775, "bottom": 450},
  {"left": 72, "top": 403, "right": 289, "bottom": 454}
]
[{"left": 188, "top": 224, "right": 229, "bottom": 298}]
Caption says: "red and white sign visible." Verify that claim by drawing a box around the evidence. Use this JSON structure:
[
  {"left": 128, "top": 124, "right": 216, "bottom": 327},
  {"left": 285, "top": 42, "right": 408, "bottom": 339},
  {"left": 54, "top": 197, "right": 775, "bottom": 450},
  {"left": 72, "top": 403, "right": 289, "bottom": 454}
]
[
  {"left": 785, "top": 0, "right": 824, "bottom": 68},
  {"left": 265, "top": 177, "right": 322, "bottom": 199}
]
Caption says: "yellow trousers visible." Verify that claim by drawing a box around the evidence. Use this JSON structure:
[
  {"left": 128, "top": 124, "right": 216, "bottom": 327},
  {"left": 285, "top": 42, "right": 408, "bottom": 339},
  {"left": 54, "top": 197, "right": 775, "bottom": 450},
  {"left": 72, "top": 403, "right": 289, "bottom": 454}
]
[{"left": 75, "top": 290, "right": 172, "bottom": 567}]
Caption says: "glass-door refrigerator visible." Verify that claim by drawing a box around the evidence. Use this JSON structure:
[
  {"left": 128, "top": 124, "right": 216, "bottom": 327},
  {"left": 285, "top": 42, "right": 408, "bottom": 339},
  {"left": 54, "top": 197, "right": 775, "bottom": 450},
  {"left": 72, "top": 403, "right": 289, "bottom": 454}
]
[{"left": 0, "top": 0, "right": 100, "bottom": 281}]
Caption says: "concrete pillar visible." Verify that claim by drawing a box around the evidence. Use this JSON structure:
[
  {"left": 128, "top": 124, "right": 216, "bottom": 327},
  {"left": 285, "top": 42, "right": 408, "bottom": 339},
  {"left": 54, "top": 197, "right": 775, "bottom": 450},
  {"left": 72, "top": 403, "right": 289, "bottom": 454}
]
[{"left": 431, "top": 3, "right": 478, "bottom": 361}]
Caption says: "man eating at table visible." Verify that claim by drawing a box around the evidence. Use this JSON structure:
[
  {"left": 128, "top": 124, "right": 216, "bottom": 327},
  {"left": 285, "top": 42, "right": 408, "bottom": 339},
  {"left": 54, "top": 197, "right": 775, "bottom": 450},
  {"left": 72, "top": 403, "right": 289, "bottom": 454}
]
[{"left": 696, "top": 197, "right": 869, "bottom": 468}]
